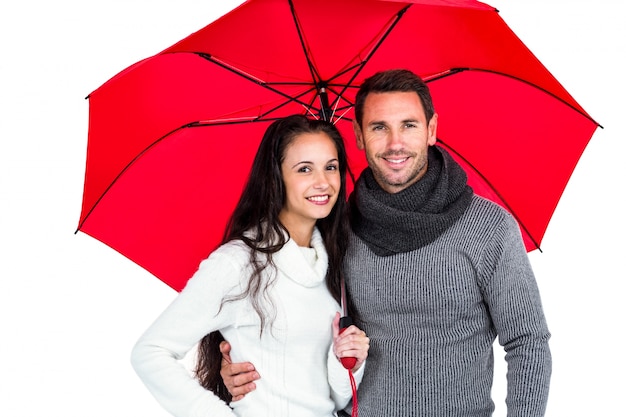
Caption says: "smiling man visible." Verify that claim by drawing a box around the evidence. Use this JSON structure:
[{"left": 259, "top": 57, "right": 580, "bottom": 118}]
[{"left": 353, "top": 89, "right": 437, "bottom": 194}]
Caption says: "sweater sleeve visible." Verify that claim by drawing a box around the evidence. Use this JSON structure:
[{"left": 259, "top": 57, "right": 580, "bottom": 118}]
[
  {"left": 327, "top": 343, "right": 365, "bottom": 411},
  {"left": 480, "top": 213, "right": 552, "bottom": 417},
  {"left": 130, "top": 247, "right": 246, "bottom": 417}
]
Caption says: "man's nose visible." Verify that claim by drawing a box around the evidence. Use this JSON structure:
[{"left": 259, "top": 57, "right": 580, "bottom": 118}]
[{"left": 387, "top": 128, "right": 404, "bottom": 148}]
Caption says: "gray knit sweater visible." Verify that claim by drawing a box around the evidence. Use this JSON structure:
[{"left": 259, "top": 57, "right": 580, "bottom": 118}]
[{"left": 343, "top": 148, "right": 551, "bottom": 416}]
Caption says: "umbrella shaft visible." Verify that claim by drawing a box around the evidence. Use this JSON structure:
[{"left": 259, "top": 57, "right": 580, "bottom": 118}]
[{"left": 318, "top": 87, "right": 331, "bottom": 121}]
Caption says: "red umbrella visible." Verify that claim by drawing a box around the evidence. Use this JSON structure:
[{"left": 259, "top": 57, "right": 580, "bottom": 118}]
[{"left": 77, "top": 0, "right": 600, "bottom": 292}]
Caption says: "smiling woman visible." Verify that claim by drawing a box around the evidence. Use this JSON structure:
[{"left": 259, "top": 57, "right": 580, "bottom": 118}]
[
  {"left": 279, "top": 131, "right": 342, "bottom": 246},
  {"left": 129, "top": 115, "right": 370, "bottom": 417}
]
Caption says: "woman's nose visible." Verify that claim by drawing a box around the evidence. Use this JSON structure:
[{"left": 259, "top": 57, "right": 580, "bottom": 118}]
[{"left": 312, "top": 171, "right": 329, "bottom": 189}]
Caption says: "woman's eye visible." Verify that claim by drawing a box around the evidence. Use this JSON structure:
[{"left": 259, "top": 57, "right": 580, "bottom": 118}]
[
  {"left": 298, "top": 166, "right": 311, "bottom": 173},
  {"left": 326, "top": 164, "right": 338, "bottom": 171}
]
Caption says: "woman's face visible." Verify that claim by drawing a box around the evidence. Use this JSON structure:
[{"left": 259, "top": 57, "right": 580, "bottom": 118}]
[{"left": 278, "top": 132, "right": 341, "bottom": 234}]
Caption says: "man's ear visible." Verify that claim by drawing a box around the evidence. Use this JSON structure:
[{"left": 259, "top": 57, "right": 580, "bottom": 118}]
[
  {"left": 428, "top": 113, "right": 438, "bottom": 146},
  {"left": 353, "top": 119, "right": 365, "bottom": 150}
]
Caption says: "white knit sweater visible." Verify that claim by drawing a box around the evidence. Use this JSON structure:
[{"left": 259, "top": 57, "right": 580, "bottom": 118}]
[{"left": 131, "top": 228, "right": 363, "bottom": 417}]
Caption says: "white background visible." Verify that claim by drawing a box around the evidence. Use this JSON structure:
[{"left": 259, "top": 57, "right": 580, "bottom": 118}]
[{"left": 1, "top": 1, "right": 624, "bottom": 416}]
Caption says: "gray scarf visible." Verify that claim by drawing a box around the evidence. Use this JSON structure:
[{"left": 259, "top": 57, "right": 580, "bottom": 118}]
[{"left": 349, "top": 146, "right": 473, "bottom": 256}]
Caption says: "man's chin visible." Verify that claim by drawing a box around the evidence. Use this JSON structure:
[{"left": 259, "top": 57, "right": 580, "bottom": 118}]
[{"left": 378, "top": 176, "right": 416, "bottom": 194}]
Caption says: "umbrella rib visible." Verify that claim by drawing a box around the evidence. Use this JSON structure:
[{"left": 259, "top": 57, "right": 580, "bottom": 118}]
[
  {"left": 428, "top": 67, "right": 601, "bottom": 127},
  {"left": 196, "top": 53, "right": 325, "bottom": 117},
  {"left": 287, "top": 0, "right": 322, "bottom": 86},
  {"left": 76, "top": 127, "right": 187, "bottom": 233},
  {"left": 327, "top": 5, "right": 412, "bottom": 113},
  {"left": 76, "top": 117, "right": 286, "bottom": 233},
  {"left": 437, "top": 138, "right": 541, "bottom": 252},
  {"left": 74, "top": 119, "right": 266, "bottom": 234},
  {"left": 287, "top": 0, "right": 342, "bottom": 122},
  {"left": 286, "top": 1, "right": 412, "bottom": 122}
]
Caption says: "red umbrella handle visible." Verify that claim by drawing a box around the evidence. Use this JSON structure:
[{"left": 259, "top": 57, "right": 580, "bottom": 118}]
[{"left": 339, "top": 316, "right": 358, "bottom": 369}]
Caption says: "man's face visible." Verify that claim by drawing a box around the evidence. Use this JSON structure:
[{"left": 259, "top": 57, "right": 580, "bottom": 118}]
[{"left": 353, "top": 91, "right": 438, "bottom": 194}]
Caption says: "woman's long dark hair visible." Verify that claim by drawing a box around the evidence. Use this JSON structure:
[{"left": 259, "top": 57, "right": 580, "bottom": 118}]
[{"left": 195, "top": 115, "right": 350, "bottom": 402}]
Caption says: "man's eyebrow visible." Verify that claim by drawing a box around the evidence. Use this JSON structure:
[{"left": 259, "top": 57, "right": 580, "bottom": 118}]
[{"left": 368, "top": 118, "right": 418, "bottom": 125}]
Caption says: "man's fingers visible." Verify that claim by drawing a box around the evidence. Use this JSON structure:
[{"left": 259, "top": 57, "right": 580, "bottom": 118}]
[
  {"left": 218, "top": 342, "right": 259, "bottom": 401},
  {"left": 228, "top": 380, "right": 257, "bottom": 400},
  {"left": 221, "top": 362, "right": 255, "bottom": 378},
  {"left": 226, "top": 371, "right": 259, "bottom": 401},
  {"left": 219, "top": 341, "right": 232, "bottom": 364},
  {"left": 234, "top": 370, "right": 259, "bottom": 385},
  {"left": 220, "top": 361, "right": 259, "bottom": 400}
]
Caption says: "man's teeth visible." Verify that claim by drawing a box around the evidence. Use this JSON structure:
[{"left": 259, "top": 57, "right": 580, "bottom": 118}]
[{"left": 387, "top": 158, "right": 407, "bottom": 163}]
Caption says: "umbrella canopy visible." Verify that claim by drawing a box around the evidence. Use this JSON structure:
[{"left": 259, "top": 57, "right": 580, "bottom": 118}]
[{"left": 77, "top": 0, "right": 600, "bottom": 291}]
